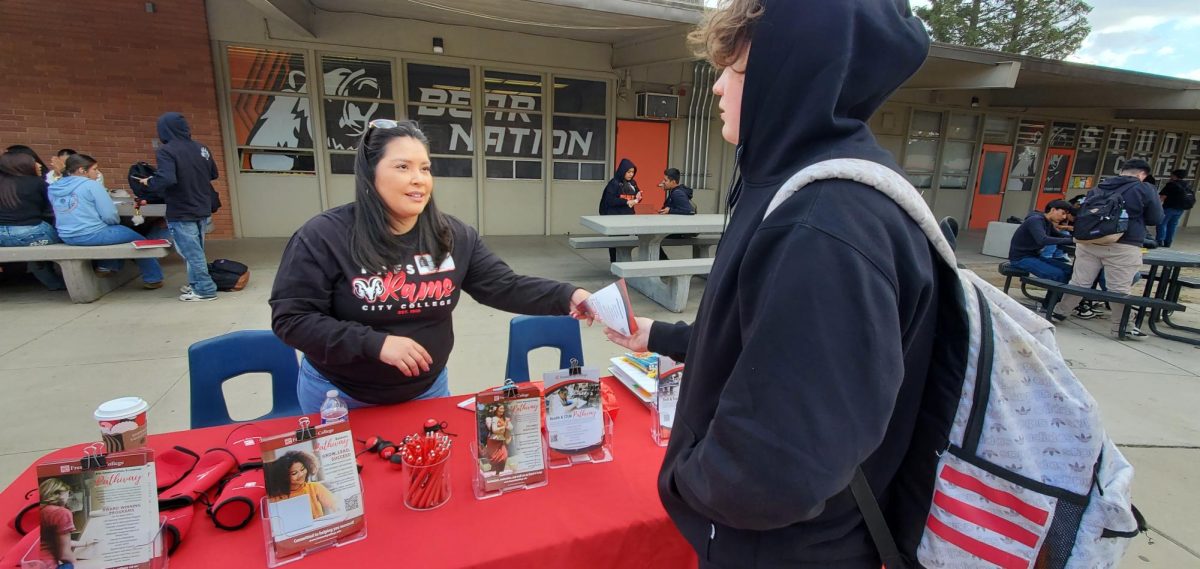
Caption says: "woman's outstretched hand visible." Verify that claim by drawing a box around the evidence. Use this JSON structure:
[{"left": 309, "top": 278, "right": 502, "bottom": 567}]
[
  {"left": 569, "top": 288, "right": 594, "bottom": 326},
  {"left": 604, "top": 317, "right": 654, "bottom": 352}
]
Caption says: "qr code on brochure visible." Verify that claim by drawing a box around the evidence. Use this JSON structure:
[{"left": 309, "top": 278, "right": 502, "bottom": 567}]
[{"left": 343, "top": 494, "right": 360, "bottom": 511}]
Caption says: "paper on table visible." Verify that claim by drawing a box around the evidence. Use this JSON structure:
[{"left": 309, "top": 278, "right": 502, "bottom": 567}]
[{"left": 585, "top": 279, "right": 638, "bottom": 337}]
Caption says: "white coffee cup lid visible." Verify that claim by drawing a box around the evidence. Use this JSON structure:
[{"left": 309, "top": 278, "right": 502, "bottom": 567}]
[{"left": 94, "top": 397, "right": 149, "bottom": 421}]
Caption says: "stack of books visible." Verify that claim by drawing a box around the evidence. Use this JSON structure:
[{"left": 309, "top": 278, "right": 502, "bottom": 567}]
[{"left": 608, "top": 352, "right": 659, "bottom": 405}]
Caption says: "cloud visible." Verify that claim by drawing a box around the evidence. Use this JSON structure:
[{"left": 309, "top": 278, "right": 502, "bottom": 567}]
[
  {"left": 1156, "top": 46, "right": 1176, "bottom": 56},
  {"left": 1178, "top": 15, "right": 1200, "bottom": 29},
  {"left": 1098, "top": 15, "right": 1168, "bottom": 34},
  {"left": 1183, "top": 69, "right": 1200, "bottom": 81}
]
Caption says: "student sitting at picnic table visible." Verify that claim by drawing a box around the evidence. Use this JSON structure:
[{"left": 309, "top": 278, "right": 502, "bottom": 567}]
[
  {"left": 49, "top": 154, "right": 164, "bottom": 289},
  {"left": 270, "top": 119, "right": 593, "bottom": 413},
  {"left": 1009, "top": 199, "right": 1076, "bottom": 285}
]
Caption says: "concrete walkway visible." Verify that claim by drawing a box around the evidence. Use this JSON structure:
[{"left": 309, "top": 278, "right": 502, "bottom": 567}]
[{"left": 1, "top": 229, "right": 1197, "bottom": 567}]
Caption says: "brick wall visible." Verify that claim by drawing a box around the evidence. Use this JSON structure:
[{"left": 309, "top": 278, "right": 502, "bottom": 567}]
[{"left": 0, "top": 0, "right": 233, "bottom": 238}]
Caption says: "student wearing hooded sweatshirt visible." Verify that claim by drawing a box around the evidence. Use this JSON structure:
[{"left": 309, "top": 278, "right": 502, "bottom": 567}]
[
  {"left": 1054, "top": 159, "right": 1163, "bottom": 338},
  {"left": 597, "top": 158, "right": 642, "bottom": 262},
  {"left": 49, "top": 154, "right": 164, "bottom": 288},
  {"left": 605, "top": 1, "right": 936, "bottom": 566},
  {"left": 139, "top": 112, "right": 221, "bottom": 302}
]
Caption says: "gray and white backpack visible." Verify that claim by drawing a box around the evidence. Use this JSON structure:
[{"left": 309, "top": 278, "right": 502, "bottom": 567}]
[{"left": 765, "top": 159, "right": 1144, "bottom": 569}]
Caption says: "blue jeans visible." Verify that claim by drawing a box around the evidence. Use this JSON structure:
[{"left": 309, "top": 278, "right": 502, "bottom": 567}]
[
  {"left": 296, "top": 356, "right": 451, "bottom": 414},
  {"left": 0, "top": 222, "right": 66, "bottom": 290},
  {"left": 1011, "top": 256, "right": 1072, "bottom": 284},
  {"left": 1158, "top": 208, "right": 1184, "bottom": 248},
  {"left": 61, "top": 224, "right": 163, "bottom": 283},
  {"left": 168, "top": 220, "right": 217, "bottom": 296}
]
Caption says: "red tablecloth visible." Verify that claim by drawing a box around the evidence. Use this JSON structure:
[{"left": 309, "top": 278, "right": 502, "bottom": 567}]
[{"left": 0, "top": 378, "right": 696, "bottom": 568}]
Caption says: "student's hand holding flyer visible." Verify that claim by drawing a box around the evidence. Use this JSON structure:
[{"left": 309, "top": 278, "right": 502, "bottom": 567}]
[
  {"left": 605, "top": 316, "right": 654, "bottom": 352},
  {"left": 569, "top": 288, "right": 594, "bottom": 325}
]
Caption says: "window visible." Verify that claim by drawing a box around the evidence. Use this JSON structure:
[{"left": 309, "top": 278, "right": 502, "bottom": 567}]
[
  {"left": 1071, "top": 124, "right": 1105, "bottom": 189},
  {"left": 1050, "top": 122, "right": 1078, "bottom": 148},
  {"left": 552, "top": 77, "right": 608, "bottom": 181},
  {"left": 940, "top": 113, "right": 977, "bottom": 189},
  {"left": 407, "top": 63, "right": 473, "bottom": 177},
  {"left": 1103, "top": 128, "right": 1132, "bottom": 178},
  {"left": 227, "top": 46, "right": 315, "bottom": 173},
  {"left": 982, "top": 115, "right": 1015, "bottom": 145},
  {"left": 483, "top": 70, "right": 543, "bottom": 180},
  {"left": 1008, "top": 120, "right": 1046, "bottom": 192},
  {"left": 321, "top": 55, "right": 396, "bottom": 174},
  {"left": 903, "top": 110, "right": 942, "bottom": 190},
  {"left": 1156, "top": 132, "right": 1183, "bottom": 178}
]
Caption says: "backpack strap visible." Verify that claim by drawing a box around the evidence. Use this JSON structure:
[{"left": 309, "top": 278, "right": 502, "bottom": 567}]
[
  {"left": 762, "top": 158, "right": 958, "bottom": 269},
  {"left": 851, "top": 468, "right": 909, "bottom": 569}
]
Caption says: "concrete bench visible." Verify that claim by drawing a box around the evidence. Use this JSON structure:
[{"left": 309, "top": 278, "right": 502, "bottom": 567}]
[
  {"left": 569, "top": 234, "right": 721, "bottom": 258},
  {"left": 0, "top": 244, "right": 170, "bottom": 303},
  {"left": 611, "top": 258, "right": 714, "bottom": 313}
]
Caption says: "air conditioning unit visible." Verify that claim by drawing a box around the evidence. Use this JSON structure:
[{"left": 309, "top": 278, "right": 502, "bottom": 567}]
[{"left": 637, "top": 92, "right": 679, "bottom": 120}]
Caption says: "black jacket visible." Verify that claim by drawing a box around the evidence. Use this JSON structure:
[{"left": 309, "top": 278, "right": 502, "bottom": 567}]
[
  {"left": 1082, "top": 176, "right": 1163, "bottom": 247},
  {"left": 651, "top": 1, "right": 934, "bottom": 566},
  {"left": 1009, "top": 211, "right": 1072, "bottom": 261},
  {"left": 662, "top": 184, "right": 696, "bottom": 215},
  {"left": 598, "top": 158, "right": 639, "bottom": 215},
  {"left": 147, "top": 112, "right": 220, "bottom": 221},
  {"left": 1160, "top": 179, "right": 1193, "bottom": 210},
  {"left": 0, "top": 175, "right": 53, "bottom": 226},
  {"left": 270, "top": 205, "right": 577, "bottom": 404}
]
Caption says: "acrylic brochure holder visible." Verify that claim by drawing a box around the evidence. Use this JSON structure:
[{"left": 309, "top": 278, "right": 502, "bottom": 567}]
[
  {"left": 21, "top": 521, "right": 169, "bottom": 569},
  {"left": 472, "top": 379, "right": 550, "bottom": 500},
  {"left": 260, "top": 495, "right": 368, "bottom": 567},
  {"left": 544, "top": 360, "right": 614, "bottom": 469},
  {"left": 260, "top": 417, "right": 368, "bottom": 568},
  {"left": 652, "top": 357, "right": 683, "bottom": 447}
]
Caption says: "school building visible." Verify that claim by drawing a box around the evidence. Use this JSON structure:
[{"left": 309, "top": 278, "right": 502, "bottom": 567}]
[{"left": 3, "top": 0, "right": 1198, "bottom": 239}]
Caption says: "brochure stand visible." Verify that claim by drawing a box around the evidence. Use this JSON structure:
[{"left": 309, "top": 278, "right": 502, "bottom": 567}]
[
  {"left": 22, "top": 520, "right": 169, "bottom": 569},
  {"left": 651, "top": 358, "right": 683, "bottom": 447},
  {"left": 544, "top": 360, "right": 614, "bottom": 469},
  {"left": 472, "top": 380, "right": 549, "bottom": 500},
  {"left": 259, "top": 417, "right": 368, "bottom": 568},
  {"left": 259, "top": 495, "right": 368, "bottom": 568},
  {"left": 548, "top": 411, "right": 614, "bottom": 468}
]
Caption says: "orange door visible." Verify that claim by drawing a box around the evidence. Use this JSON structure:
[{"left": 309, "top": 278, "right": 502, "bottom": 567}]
[
  {"left": 615, "top": 120, "right": 670, "bottom": 215},
  {"left": 1035, "top": 149, "right": 1074, "bottom": 212},
  {"left": 969, "top": 144, "right": 1013, "bottom": 229}
]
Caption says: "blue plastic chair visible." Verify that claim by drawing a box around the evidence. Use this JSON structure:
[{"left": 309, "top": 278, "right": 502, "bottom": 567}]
[
  {"left": 504, "top": 315, "right": 584, "bottom": 383},
  {"left": 188, "top": 330, "right": 302, "bottom": 428}
]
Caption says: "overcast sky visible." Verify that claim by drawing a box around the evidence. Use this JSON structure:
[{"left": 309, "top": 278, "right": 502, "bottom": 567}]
[{"left": 905, "top": 1, "right": 1200, "bottom": 80}]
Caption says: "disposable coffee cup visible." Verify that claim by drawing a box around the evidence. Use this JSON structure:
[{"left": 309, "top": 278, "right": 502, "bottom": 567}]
[{"left": 95, "top": 397, "right": 150, "bottom": 452}]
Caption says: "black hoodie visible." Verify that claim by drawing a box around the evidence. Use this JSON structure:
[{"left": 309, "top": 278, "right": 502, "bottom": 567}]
[
  {"left": 652, "top": 1, "right": 935, "bottom": 566},
  {"left": 147, "top": 112, "right": 220, "bottom": 221},
  {"left": 598, "top": 158, "right": 639, "bottom": 215}
]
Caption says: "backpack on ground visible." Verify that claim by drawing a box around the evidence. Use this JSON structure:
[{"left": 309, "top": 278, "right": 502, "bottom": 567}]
[
  {"left": 1072, "top": 189, "right": 1128, "bottom": 245},
  {"left": 128, "top": 162, "right": 167, "bottom": 204},
  {"left": 208, "top": 259, "right": 249, "bottom": 291},
  {"left": 764, "top": 159, "right": 1144, "bottom": 569}
]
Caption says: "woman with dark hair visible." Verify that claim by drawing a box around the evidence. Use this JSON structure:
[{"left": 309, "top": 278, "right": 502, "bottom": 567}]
[
  {"left": 4, "top": 145, "right": 50, "bottom": 180},
  {"left": 482, "top": 404, "right": 512, "bottom": 475},
  {"left": 597, "top": 158, "right": 642, "bottom": 262},
  {"left": 265, "top": 451, "right": 337, "bottom": 518},
  {"left": 49, "top": 154, "right": 164, "bottom": 288},
  {"left": 0, "top": 151, "right": 65, "bottom": 290},
  {"left": 271, "top": 119, "right": 592, "bottom": 413}
]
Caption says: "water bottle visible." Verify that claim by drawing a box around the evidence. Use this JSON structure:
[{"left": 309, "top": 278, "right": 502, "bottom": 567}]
[{"left": 319, "top": 390, "right": 349, "bottom": 424}]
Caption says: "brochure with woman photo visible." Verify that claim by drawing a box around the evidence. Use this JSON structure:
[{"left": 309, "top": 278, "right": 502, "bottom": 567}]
[
  {"left": 475, "top": 382, "right": 546, "bottom": 494},
  {"left": 34, "top": 449, "right": 159, "bottom": 569},
  {"left": 261, "top": 421, "right": 365, "bottom": 561}
]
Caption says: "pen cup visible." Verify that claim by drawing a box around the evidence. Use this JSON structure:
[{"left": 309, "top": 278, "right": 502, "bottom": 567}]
[{"left": 402, "top": 451, "right": 451, "bottom": 511}]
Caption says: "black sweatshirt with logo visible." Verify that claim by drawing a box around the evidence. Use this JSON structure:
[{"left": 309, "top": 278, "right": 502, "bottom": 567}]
[{"left": 270, "top": 204, "right": 577, "bottom": 404}]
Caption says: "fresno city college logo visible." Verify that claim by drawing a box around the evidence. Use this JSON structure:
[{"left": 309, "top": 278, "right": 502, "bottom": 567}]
[{"left": 351, "top": 270, "right": 454, "bottom": 306}]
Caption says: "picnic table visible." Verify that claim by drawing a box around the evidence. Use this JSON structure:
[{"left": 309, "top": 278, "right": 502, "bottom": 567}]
[
  {"left": 1135, "top": 249, "right": 1200, "bottom": 345},
  {"left": 577, "top": 214, "right": 727, "bottom": 312}
]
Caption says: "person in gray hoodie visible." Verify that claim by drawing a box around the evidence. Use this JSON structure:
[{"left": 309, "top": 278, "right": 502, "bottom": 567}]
[{"left": 49, "top": 154, "right": 163, "bottom": 288}]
